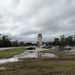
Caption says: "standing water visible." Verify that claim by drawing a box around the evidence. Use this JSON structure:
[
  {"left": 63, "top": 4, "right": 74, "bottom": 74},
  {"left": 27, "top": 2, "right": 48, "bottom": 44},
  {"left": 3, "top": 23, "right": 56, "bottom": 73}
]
[{"left": 0, "top": 50, "right": 55, "bottom": 64}]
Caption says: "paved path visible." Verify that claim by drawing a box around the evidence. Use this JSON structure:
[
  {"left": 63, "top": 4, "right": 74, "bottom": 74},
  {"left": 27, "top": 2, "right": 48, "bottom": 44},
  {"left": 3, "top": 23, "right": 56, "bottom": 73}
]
[{"left": 0, "top": 47, "right": 22, "bottom": 50}]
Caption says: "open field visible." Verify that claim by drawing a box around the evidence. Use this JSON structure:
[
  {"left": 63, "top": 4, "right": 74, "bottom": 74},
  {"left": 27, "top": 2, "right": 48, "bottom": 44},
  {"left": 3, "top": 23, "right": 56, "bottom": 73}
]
[
  {"left": 0, "top": 47, "right": 25, "bottom": 59},
  {"left": 44, "top": 49, "right": 75, "bottom": 58},
  {"left": 0, "top": 48, "right": 75, "bottom": 74},
  {"left": 0, "top": 58, "right": 75, "bottom": 75}
]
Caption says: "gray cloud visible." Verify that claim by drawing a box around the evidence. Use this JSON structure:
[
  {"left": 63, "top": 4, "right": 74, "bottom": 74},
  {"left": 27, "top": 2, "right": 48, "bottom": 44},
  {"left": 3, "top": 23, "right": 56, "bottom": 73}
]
[{"left": 0, "top": 0, "right": 75, "bottom": 42}]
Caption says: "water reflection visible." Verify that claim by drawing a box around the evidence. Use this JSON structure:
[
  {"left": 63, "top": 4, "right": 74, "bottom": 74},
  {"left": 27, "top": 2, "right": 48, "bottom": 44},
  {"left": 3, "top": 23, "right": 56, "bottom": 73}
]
[
  {"left": 0, "top": 58, "right": 19, "bottom": 64},
  {"left": 0, "top": 51, "right": 55, "bottom": 64},
  {"left": 14, "top": 50, "right": 55, "bottom": 58}
]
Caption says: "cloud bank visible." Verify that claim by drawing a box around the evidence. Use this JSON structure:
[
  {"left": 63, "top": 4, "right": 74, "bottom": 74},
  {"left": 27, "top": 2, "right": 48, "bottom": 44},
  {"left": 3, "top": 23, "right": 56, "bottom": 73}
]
[{"left": 0, "top": 0, "right": 75, "bottom": 42}]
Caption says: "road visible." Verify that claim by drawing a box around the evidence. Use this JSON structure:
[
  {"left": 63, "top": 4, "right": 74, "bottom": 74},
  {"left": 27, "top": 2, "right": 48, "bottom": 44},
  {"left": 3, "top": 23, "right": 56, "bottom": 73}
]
[{"left": 25, "top": 47, "right": 48, "bottom": 52}]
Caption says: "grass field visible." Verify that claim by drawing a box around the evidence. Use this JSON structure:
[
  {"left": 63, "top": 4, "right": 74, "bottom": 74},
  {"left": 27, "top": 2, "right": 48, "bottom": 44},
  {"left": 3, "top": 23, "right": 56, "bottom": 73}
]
[
  {"left": 0, "top": 58, "right": 75, "bottom": 75},
  {"left": 0, "top": 47, "right": 25, "bottom": 59},
  {"left": 0, "top": 48, "right": 75, "bottom": 75},
  {"left": 44, "top": 49, "right": 75, "bottom": 58}
]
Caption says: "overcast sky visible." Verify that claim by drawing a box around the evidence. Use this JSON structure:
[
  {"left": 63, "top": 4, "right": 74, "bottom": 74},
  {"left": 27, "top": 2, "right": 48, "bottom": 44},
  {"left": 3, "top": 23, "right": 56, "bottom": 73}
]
[{"left": 0, "top": 0, "right": 75, "bottom": 43}]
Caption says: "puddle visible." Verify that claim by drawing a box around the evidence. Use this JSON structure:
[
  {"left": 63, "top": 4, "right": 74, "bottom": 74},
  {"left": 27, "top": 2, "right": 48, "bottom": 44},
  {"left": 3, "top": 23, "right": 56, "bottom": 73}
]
[
  {"left": 14, "top": 51, "right": 55, "bottom": 58},
  {"left": 0, "top": 67, "right": 6, "bottom": 70},
  {"left": 42, "top": 53, "right": 55, "bottom": 57},
  {"left": 0, "top": 50, "right": 55, "bottom": 64},
  {"left": 0, "top": 58, "right": 19, "bottom": 64}
]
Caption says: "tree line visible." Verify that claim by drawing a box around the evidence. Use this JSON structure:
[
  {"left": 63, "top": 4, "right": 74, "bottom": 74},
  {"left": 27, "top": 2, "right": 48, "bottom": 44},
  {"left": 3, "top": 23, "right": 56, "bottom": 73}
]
[
  {"left": 45, "top": 35, "right": 75, "bottom": 46},
  {"left": 0, "top": 34, "right": 75, "bottom": 47},
  {"left": 0, "top": 35, "right": 34, "bottom": 47}
]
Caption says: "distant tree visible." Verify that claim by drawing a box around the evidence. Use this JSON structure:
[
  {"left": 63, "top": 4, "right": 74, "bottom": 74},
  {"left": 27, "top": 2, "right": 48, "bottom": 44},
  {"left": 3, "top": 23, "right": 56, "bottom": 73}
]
[
  {"left": 2, "top": 35, "right": 12, "bottom": 47},
  {"left": 66, "top": 36, "right": 74, "bottom": 45},
  {"left": 53, "top": 38, "right": 60, "bottom": 46},
  {"left": 19, "top": 41, "right": 25, "bottom": 46},
  {"left": 45, "top": 42, "right": 53, "bottom": 46},
  {"left": 25, "top": 42, "right": 33, "bottom": 46},
  {"left": 0, "top": 39, "right": 3, "bottom": 47},
  {"left": 60, "top": 37, "right": 65, "bottom": 46},
  {"left": 12, "top": 40, "right": 19, "bottom": 47}
]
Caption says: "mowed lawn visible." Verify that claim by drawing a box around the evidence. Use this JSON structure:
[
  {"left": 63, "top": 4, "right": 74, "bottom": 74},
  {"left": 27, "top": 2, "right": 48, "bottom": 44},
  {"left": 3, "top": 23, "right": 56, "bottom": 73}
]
[{"left": 0, "top": 47, "right": 25, "bottom": 59}]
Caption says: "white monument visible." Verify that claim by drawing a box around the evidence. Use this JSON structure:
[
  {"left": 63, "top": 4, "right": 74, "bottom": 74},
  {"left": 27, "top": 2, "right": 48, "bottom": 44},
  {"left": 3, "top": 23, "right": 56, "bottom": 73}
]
[{"left": 38, "top": 34, "right": 42, "bottom": 46}]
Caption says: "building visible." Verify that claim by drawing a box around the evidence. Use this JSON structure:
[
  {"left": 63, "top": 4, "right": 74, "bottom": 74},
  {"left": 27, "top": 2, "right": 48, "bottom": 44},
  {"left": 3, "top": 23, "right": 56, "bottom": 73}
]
[{"left": 38, "top": 34, "right": 42, "bottom": 46}]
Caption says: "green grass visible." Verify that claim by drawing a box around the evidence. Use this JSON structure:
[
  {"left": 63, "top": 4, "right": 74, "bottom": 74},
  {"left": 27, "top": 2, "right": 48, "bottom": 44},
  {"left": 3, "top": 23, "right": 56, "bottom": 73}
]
[
  {"left": 0, "top": 47, "right": 25, "bottom": 59},
  {"left": 44, "top": 49, "right": 65, "bottom": 57},
  {"left": 44, "top": 49, "right": 75, "bottom": 58},
  {"left": 0, "top": 48, "right": 75, "bottom": 74},
  {"left": 0, "top": 58, "right": 75, "bottom": 75}
]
